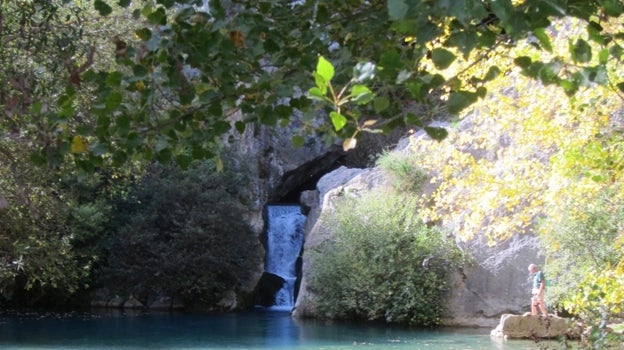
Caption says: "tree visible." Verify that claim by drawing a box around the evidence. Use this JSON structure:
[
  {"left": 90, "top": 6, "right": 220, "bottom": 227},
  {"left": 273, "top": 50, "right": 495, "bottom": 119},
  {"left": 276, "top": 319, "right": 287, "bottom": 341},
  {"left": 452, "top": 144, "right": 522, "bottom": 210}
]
[{"left": 2, "top": 0, "right": 623, "bottom": 171}]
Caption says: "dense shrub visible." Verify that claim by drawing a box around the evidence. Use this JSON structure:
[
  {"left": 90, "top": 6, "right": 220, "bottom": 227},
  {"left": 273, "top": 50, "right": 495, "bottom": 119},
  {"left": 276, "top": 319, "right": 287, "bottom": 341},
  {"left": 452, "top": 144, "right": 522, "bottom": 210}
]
[
  {"left": 100, "top": 160, "right": 263, "bottom": 309},
  {"left": 539, "top": 190, "right": 624, "bottom": 317},
  {"left": 0, "top": 142, "right": 108, "bottom": 306},
  {"left": 308, "top": 188, "right": 465, "bottom": 327},
  {"left": 376, "top": 150, "right": 428, "bottom": 193}
]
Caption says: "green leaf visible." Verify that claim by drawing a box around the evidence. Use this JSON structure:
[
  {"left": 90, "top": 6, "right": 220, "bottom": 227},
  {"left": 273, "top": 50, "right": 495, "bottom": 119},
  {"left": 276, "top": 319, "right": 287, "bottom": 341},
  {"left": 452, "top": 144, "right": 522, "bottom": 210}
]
[
  {"left": 275, "top": 105, "right": 293, "bottom": 119},
  {"left": 292, "top": 135, "right": 305, "bottom": 148},
  {"left": 136, "top": 28, "right": 152, "bottom": 41},
  {"left": 155, "top": 136, "right": 168, "bottom": 152},
  {"left": 315, "top": 56, "right": 334, "bottom": 86},
  {"left": 514, "top": 56, "right": 532, "bottom": 68},
  {"left": 330, "top": 111, "right": 347, "bottom": 131},
  {"left": 431, "top": 48, "right": 457, "bottom": 69},
  {"left": 476, "top": 86, "right": 487, "bottom": 98},
  {"left": 447, "top": 91, "right": 478, "bottom": 114},
  {"left": 112, "top": 151, "right": 128, "bottom": 166},
  {"left": 235, "top": 121, "right": 246, "bottom": 133},
  {"left": 533, "top": 28, "right": 553, "bottom": 52},
  {"left": 489, "top": 0, "right": 513, "bottom": 22},
  {"left": 106, "top": 91, "right": 122, "bottom": 110},
  {"left": 214, "top": 121, "right": 231, "bottom": 135},
  {"left": 406, "top": 82, "right": 425, "bottom": 102},
  {"left": 133, "top": 64, "right": 149, "bottom": 77},
  {"left": 156, "top": 0, "right": 175, "bottom": 8},
  {"left": 424, "top": 126, "right": 448, "bottom": 141},
  {"left": 373, "top": 97, "right": 390, "bottom": 113},
  {"left": 259, "top": 107, "right": 278, "bottom": 126},
  {"left": 483, "top": 66, "right": 501, "bottom": 81},
  {"left": 599, "top": 48, "right": 609, "bottom": 64},
  {"left": 179, "top": 86, "right": 195, "bottom": 106},
  {"left": 29, "top": 151, "right": 47, "bottom": 166},
  {"left": 94, "top": 0, "right": 113, "bottom": 16},
  {"left": 388, "top": 0, "right": 408, "bottom": 20},
  {"left": 446, "top": 31, "right": 478, "bottom": 58},
  {"left": 559, "top": 79, "right": 579, "bottom": 96},
  {"left": 308, "top": 87, "right": 327, "bottom": 101},
  {"left": 405, "top": 112, "right": 423, "bottom": 127},
  {"left": 616, "top": 82, "right": 624, "bottom": 93},
  {"left": 610, "top": 44, "right": 623, "bottom": 60},
  {"left": 105, "top": 71, "right": 122, "bottom": 87},
  {"left": 175, "top": 154, "right": 193, "bottom": 169},
  {"left": 587, "top": 21, "right": 605, "bottom": 45},
  {"left": 90, "top": 142, "right": 109, "bottom": 156},
  {"left": 350, "top": 84, "right": 374, "bottom": 105},
  {"left": 379, "top": 49, "right": 402, "bottom": 73},
  {"left": 570, "top": 38, "right": 592, "bottom": 63},
  {"left": 147, "top": 7, "right": 167, "bottom": 25},
  {"left": 602, "top": 0, "right": 624, "bottom": 16},
  {"left": 118, "top": 0, "right": 131, "bottom": 7}
]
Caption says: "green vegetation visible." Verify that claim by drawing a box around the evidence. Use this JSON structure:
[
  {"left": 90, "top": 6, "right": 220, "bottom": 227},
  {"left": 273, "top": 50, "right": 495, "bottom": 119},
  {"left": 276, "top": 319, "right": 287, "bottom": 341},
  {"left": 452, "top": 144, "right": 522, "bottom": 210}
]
[
  {"left": 1, "top": 0, "right": 624, "bottom": 346},
  {"left": 308, "top": 188, "right": 466, "bottom": 327},
  {"left": 376, "top": 151, "right": 428, "bottom": 193},
  {"left": 100, "top": 160, "right": 262, "bottom": 309}
]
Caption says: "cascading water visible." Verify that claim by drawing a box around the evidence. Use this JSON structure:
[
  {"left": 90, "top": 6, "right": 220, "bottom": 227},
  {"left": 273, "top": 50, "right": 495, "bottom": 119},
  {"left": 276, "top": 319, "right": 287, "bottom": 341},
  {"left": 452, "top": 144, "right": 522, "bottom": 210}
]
[{"left": 264, "top": 205, "right": 306, "bottom": 311}]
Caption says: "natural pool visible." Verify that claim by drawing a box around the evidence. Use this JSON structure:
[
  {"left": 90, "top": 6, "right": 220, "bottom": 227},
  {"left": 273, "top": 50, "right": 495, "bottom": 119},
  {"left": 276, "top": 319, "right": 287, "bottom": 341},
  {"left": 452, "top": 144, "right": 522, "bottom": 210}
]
[{"left": 0, "top": 309, "right": 572, "bottom": 349}]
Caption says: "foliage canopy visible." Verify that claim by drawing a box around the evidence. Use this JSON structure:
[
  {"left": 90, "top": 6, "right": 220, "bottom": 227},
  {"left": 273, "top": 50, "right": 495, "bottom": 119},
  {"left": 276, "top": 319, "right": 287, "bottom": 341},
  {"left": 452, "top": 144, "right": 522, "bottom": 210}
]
[{"left": 2, "top": 0, "right": 624, "bottom": 170}]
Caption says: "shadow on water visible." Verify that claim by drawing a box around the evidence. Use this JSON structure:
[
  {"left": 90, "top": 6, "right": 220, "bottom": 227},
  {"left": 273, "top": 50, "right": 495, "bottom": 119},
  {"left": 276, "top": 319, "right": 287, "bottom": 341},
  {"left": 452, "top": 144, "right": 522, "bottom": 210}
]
[{"left": 0, "top": 308, "right": 576, "bottom": 349}]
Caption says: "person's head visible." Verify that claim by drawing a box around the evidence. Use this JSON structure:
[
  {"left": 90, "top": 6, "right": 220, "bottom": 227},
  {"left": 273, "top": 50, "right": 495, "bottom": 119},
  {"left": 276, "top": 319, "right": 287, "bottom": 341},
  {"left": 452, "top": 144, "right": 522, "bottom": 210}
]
[{"left": 528, "top": 264, "right": 539, "bottom": 273}]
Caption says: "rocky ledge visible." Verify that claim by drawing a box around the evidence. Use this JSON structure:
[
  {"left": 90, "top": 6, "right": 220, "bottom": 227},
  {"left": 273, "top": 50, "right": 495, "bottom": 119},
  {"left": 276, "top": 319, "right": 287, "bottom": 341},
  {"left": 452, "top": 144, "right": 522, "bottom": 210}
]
[{"left": 491, "top": 313, "right": 582, "bottom": 340}]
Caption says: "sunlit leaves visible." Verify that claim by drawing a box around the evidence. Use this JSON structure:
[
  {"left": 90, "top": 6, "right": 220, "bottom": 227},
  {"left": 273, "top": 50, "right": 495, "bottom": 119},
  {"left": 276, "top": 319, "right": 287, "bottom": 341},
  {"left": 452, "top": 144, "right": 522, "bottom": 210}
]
[
  {"left": 330, "top": 111, "right": 347, "bottom": 131},
  {"left": 314, "top": 56, "right": 335, "bottom": 89}
]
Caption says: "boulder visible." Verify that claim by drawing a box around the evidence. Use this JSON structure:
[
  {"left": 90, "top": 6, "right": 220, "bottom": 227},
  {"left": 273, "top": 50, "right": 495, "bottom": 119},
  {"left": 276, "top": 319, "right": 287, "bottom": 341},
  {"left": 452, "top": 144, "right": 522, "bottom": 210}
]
[
  {"left": 107, "top": 295, "right": 125, "bottom": 308},
  {"left": 490, "top": 313, "right": 582, "bottom": 339},
  {"left": 123, "top": 296, "right": 144, "bottom": 309},
  {"left": 149, "top": 295, "right": 184, "bottom": 310},
  {"left": 254, "top": 272, "right": 286, "bottom": 307}
]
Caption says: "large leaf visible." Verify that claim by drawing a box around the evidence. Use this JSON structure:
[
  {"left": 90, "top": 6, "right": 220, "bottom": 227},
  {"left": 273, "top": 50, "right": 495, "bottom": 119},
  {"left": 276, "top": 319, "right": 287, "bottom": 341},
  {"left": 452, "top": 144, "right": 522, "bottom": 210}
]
[
  {"left": 315, "top": 56, "right": 334, "bottom": 87},
  {"left": 570, "top": 38, "right": 592, "bottom": 63},
  {"left": 350, "top": 85, "right": 374, "bottom": 105},
  {"left": 388, "top": 0, "right": 408, "bottom": 20},
  {"left": 330, "top": 111, "right": 347, "bottom": 131},
  {"left": 424, "top": 126, "right": 448, "bottom": 141},
  {"left": 447, "top": 91, "right": 478, "bottom": 114},
  {"left": 94, "top": 0, "right": 112, "bottom": 16},
  {"left": 431, "top": 48, "right": 457, "bottom": 69}
]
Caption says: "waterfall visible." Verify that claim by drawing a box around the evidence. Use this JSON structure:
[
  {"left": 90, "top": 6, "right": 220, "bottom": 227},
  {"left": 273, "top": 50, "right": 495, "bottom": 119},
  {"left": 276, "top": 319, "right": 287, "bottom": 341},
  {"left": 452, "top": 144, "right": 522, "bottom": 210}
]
[{"left": 264, "top": 205, "right": 306, "bottom": 311}]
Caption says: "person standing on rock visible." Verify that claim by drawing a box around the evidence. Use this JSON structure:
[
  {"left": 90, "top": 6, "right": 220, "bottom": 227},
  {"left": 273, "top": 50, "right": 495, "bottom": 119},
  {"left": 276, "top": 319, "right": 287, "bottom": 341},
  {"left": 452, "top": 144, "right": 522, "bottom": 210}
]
[{"left": 528, "top": 263, "right": 548, "bottom": 317}]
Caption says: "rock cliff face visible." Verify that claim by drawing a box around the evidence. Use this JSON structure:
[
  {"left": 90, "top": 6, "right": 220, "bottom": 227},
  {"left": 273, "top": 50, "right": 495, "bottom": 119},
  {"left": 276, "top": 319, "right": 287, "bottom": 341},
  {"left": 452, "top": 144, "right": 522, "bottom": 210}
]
[
  {"left": 224, "top": 112, "right": 404, "bottom": 311},
  {"left": 293, "top": 121, "right": 545, "bottom": 327}
]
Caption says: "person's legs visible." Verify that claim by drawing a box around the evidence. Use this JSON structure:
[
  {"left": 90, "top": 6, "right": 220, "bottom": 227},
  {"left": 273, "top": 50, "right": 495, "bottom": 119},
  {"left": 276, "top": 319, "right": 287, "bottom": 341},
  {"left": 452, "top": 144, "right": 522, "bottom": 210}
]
[
  {"left": 531, "top": 295, "right": 538, "bottom": 315},
  {"left": 538, "top": 299, "right": 548, "bottom": 316}
]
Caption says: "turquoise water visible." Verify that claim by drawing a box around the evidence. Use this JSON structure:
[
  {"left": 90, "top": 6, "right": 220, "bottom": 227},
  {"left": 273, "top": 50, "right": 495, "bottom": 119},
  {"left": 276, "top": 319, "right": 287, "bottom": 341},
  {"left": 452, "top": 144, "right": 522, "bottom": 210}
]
[{"left": 0, "top": 309, "right": 567, "bottom": 349}]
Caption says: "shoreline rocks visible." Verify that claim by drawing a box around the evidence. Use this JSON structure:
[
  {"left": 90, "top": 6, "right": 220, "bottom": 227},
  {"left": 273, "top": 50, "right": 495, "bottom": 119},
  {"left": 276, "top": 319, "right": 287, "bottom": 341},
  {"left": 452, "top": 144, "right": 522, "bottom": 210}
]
[{"left": 490, "top": 313, "right": 582, "bottom": 340}]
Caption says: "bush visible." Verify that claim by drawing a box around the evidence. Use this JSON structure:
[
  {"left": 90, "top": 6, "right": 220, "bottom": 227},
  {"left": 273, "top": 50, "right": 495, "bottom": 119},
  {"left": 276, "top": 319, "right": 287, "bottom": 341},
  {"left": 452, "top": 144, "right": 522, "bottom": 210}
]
[
  {"left": 101, "top": 159, "right": 263, "bottom": 309},
  {"left": 308, "top": 188, "right": 465, "bottom": 326},
  {"left": 376, "top": 151, "right": 428, "bottom": 193}
]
